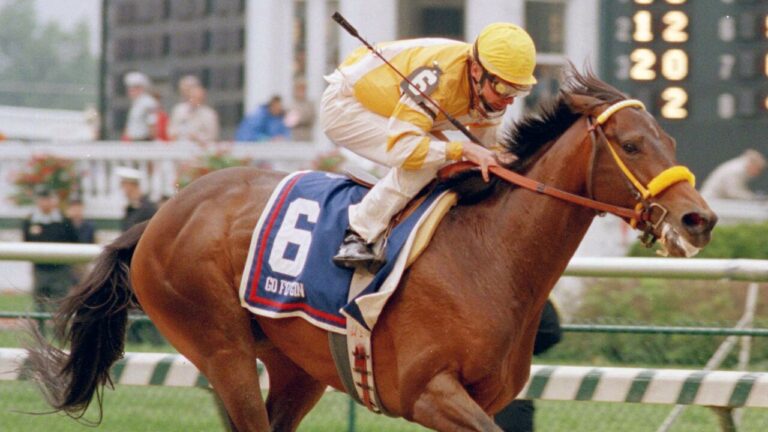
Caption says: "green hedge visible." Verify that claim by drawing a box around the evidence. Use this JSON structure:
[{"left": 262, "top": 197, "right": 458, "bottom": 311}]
[{"left": 546, "top": 222, "right": 768, "bottom": 368}]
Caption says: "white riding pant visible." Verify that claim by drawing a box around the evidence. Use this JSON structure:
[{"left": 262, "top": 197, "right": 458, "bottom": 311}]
[{"left": 320, "top": 75, "right": 447, "bottom": 243}]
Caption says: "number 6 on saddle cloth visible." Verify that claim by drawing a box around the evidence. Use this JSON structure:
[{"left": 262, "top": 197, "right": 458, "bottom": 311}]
[{"left": 239, "top": 170, "right": 457, "bottom": 334}]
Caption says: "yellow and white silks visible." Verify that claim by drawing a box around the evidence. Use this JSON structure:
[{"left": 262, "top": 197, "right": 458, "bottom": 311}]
[{"left": 320, "top": 38, "right": 501, "bottom": 243}]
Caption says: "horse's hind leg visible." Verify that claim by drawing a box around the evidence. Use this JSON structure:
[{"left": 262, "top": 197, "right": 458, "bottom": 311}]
[
  {"left": 201, "top": 349, "right": 269, "bottom": 432},
  {"left": 143, "top": 309, "right": 270, "bottom": 431},
  {"left": 260, "top": 348, "right": 326, "bottom": 431},
  {"left": 132, "top": 270, "right": 271, "bottom": 430}
]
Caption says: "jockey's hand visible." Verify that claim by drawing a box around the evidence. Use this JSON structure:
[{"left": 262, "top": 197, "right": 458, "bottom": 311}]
[
  {"left": 462, "top": 142, "right": 499, "bottom": 182},
  {"left": 496, "top": 152, "right": 519, "bottom": 165}
]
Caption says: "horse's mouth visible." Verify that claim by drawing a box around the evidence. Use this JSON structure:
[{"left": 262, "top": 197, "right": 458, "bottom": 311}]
[{"left": 656, "top": 222, "right": 701, "bottom": 257}]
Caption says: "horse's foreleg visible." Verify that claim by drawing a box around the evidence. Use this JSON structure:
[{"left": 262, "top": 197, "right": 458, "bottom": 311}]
[
  {"left": 409, "top": 372, "right": 501, "bottom": 432},
  {"left": 260, "top": 349, "right": 326, "bottom": 431}
]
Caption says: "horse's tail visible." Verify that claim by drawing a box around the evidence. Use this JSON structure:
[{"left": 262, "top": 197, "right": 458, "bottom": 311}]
[{"left": 25, "top": 221, "right": 149, "bottom": 421}]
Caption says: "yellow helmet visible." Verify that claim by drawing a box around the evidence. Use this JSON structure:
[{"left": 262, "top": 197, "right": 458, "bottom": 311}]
[{"left": 474, "top": 23, "right": 537, "bottom": 86}]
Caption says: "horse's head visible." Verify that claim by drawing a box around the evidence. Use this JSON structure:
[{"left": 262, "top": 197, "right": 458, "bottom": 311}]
[{"left": 564, "top": 71, "right": 717, "bottom": 257}]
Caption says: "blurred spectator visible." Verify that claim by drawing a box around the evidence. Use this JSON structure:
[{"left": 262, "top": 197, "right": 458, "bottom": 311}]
[
  {"left": 116, "top": 167, "right": 157, "bottom": 232},
  {"left": 235, "top": 95, "right": 291, "bottom": 142},
  {"left": 151, "top": 90, "right": 170, "bottom": 141},
  {"left": 169, "top": 85, "right": 220, "bottom": 143},
  {"left": 84, "top": 104, "right": 101, "bottom": 140},
  {"left": 701, "top": 149, "right": 766, "bottom": 200},
  {"left": 22, "top": 185, "right": 79, "bottom": 313},
  {"left": 495, "top": 300, "right": 562, "bottom": 431},
  {"left": 168, "top": 75, "right": 200, "bottom": 139},
  {"left": 116, "top": 167, "right": 163, "bottom": 345},
  {"left": 122, "top": 71, "right": 158, "bottom": 142},
  {"left": 65, "top": 196, "right": 96, "bottom": 244},
  {"left": 284, "top": 78, "right": 316, "bottom": 141},
  {"left": 176, "top": 74, "right": 201, "bottom": 102},
  {"left": 65, "top": 195, "right": 97, "bottom": 285}
]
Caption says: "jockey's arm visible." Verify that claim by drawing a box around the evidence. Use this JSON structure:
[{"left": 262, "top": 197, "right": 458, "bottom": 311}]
[
  {"left": 387, "top": 96, "right": 465, "bottom": 170},
  {"left": 388, "top": 97, "right": 499, "bottom": 181}
]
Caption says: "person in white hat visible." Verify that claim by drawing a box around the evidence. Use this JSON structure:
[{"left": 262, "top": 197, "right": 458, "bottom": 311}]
[
  {"left": 116, "top": 166, "right": 163, "bottom": 344},
  {"left": 116, "top": 167, "right": 157, "bottom": 232},
  {"left": 122, "top": 71, "right": 159, "bottom": 141}
]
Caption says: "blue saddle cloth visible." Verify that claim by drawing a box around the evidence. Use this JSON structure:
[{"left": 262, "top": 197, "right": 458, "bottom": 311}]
[{"left": 239, "top": 170, "right": 448, "bottom": 333}]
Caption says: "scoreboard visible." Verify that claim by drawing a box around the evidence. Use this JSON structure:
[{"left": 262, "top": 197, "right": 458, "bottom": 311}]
[{"left": 600, "top": 0, "right": 768, "bottom": 190}]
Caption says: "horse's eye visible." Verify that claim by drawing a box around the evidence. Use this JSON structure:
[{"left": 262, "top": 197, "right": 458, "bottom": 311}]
[{"left": 621, "top": 142, "right": 639, "bottom": 154}]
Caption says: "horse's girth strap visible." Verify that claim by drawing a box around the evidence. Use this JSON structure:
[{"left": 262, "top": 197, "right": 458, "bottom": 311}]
[{"left": 328, "top": 332, "right": 364, "bottom": 406}]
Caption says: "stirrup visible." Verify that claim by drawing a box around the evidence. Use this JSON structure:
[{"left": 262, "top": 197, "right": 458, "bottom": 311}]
[
  {"left": 333, "top": 230, "right": 386, "bottom": 272},
  {"left": 333, "top": 254, "right": 386, "bottom": 273}
]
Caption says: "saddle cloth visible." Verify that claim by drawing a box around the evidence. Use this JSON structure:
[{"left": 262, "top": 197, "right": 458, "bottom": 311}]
[{"left": 238, "top": 170, "right": 456, "bottom": 333}]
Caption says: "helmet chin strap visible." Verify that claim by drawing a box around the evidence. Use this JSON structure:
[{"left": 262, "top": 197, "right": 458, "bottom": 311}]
[
  {"left": 477, "top": 84, "right": 501, "bottom": 113},
  {"left": 468, "top": 62, "right": 504, "bottom": 118}
]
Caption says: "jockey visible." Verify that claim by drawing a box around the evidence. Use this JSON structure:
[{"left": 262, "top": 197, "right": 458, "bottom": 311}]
[{"left": 321, "top": 23, "right": 538, "bottom": 270}]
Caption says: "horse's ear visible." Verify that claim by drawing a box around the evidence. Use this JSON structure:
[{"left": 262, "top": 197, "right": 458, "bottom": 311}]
[{"left": 562, "top": 92, "right": 596, "bottom": 115}]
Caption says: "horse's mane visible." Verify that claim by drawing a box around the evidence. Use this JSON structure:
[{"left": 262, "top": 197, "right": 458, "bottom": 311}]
[{"left": 449, "top": 65, "right": 628, "bottom": 202}]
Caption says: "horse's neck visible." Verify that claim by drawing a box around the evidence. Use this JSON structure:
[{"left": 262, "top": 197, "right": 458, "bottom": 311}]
[{"left": 489, "top": 118, "right": 597, "bottom": 307}]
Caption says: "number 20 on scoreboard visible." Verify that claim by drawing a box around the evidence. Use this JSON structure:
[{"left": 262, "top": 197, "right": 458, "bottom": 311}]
[{"left": 607, "top": 0, "right": 768, "bottom": 121}]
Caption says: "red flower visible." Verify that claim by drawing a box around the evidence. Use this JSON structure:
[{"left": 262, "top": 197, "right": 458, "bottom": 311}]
[{"left": 9, "top": 154, "right": 83, "bottom": 206}]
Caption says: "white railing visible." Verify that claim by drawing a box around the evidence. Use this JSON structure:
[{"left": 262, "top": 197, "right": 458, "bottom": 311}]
[
  {"left": 0, "top": 140, "right": 318, "bottom": 219},
  {"left": 0, "top": 242, "right": 766, "bottom": 282}
]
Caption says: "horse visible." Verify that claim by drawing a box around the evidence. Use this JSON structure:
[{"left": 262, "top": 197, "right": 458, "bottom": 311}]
[{"left": 26, "top": 68, "right": 717, "bottom": 431}]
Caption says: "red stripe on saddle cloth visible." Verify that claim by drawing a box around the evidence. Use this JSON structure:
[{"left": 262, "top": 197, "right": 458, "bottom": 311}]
[
  {"left": 248, "top": 173, "right": 303, "bottom": 304},
  {"left": 248, "top": 295, "right": 347, "bottom": 326}
]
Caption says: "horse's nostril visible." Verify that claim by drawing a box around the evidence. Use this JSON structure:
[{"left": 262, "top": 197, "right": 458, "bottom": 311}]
[
  {"left": 682, "top": 211, "right": 716, "bottom": 233},
  {"left": 683, "top": 212, "right": 704, "bottom": 227}
]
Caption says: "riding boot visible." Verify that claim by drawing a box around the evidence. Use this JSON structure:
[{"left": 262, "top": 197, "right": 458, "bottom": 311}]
[{"left": 332, "top": 228, "right": 386, "bottom": 272}]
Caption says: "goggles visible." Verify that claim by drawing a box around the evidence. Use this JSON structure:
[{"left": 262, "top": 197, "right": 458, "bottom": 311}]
[{"left": 482, "top": 69, "right": 532, "bottom": 98}]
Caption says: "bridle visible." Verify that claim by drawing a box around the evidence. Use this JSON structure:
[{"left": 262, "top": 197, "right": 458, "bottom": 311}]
[
  {"left": 587, "top": 99, "right": 695, "bottom": 244},
  {"left": 486, "top": 99, "right": 695, "bottom": 246}
]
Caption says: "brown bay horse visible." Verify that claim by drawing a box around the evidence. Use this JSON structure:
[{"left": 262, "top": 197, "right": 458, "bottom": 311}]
[{"left": 27, "top": 69, "right": 716, "bottom": 431}]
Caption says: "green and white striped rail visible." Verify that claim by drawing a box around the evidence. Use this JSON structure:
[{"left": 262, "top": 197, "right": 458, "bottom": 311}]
[
  {"left": 522, "top": 365, "right": 768, "bottom": 408},
  {"left": 0, "top": 348, "right": 216, "bottom": 388},
  {"left": 2, "top": 348, "right": 767, "bottom": 408}
]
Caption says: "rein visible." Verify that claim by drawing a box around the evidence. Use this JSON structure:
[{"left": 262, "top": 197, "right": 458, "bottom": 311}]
[
  {"left": 486, "top": 99, "right": 695, "bottom": 243},
  {"left": 487, "top": 165, "right": 638, "bottom": 219}
]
